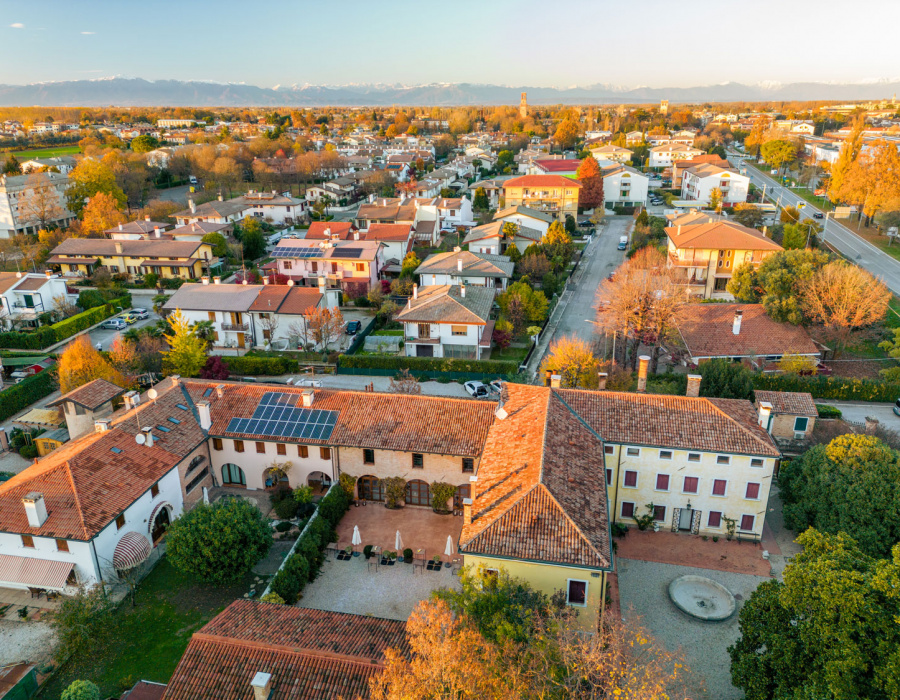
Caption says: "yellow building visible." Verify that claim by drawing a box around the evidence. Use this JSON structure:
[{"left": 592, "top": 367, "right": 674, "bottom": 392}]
[
  {"left": 501, "top": 175, "right": 581, "bottom": 221},
  {"left": 47, "top": 239, "right": 215, "bottom": 281},
  {"left": 665, "top": 217, "right": 782, "bottom": 298}
]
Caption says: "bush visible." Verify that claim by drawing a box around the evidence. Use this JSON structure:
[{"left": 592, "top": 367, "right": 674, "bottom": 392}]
[
  {"left": 143, "top": 273, "right": 159, "bottom": 289},
  {"left": 752, "top": 373, "right": 900, "bottom": 402},
  {"left": 76, "top": 289, "right": 107, "bottom": 310},
  {"left": 363, "top": 544, "right": 374, "bottom": 559},
  {"left": 317, "top": 484, "right": 350, "bottom": 526},
  {"left": 0, "top": 327, "right": 57, "bottom": 350},
  {"left": 338, "top": 354, "right": 520, "bottom": 376},
  {"left": 275, "top": 521, "right": 293, "bottom": 533},
  {"left": 223, "top": 355, "right": 296, "bottom": 376},
  {"left": 270, "top": 553, "right": 310, "bottom": 604},
  {"left": 273, "top": 495, "right": 299, "bottom": 520},
  {"left": 611, "top": 522, "right": 629, "bottom": 538},
  {"left": 0, "top": 368, "right": 56, "bottom": 423},
  {"left": 50, "top": 586, "right": 114, "bottom": 663},
  {"left": 166, "top": 498, "right": 272, "bottom": 583},
  {"left": 816, "top": 404, "right": 843, "bottom": 419},
  {"left": 403, "top": 547, "right": 413, "bottom": 563},
  {"left": 61, "top": 680, "right": 101, "bottom": 700},
  {"left": 430, "top": 481, "right": 456, "bottom": 513},
  {"left": 259, "top": 592, "right": 285, "bottom": 605},
  {"left": 19, "top": 443, "right": 38, "bottom": 459}
]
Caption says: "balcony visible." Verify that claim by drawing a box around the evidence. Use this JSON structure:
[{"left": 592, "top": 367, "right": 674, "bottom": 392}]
[{"left": 221, "top": 321, "right": 250, "bottom": 332}]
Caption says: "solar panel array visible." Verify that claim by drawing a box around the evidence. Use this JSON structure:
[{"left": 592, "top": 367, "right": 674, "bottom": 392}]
[
  {"left": 272, "top": 247, "right": 320, "bottom": 259},
  {"left": 336, "top": 248, "right": 364, "bottom": 259},
  {"left": 226, "top": 391, "right": 338, "bottom": 441}
]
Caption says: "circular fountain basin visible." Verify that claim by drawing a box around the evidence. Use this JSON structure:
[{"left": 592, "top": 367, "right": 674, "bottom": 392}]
[{"left": 668, "top": 575, "right": 736, "bottom": 621}]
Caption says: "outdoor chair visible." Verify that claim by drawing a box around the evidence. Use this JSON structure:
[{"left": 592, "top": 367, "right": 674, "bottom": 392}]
[
  {"left": 413, "top": 548, "right": 426, "bottom": 574},
  {"left": 450, "top": 558, "right": 462, "bottom": 575}
]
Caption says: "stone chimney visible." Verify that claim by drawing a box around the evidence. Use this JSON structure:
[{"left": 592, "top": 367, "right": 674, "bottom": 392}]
[
  {"left": 549, "top": 374, "right": 562, "bottom": 388},
  {"left": 141, "top": 426, "right": 154, "bottom": 448},
  {"left": 636, "top": 355, "right": 650, "bottom": 393},
  {"left": 23, "top": 492, "right": 48, "bottom": 528},
  {"left": 758, "top": 401, "right": 773, "bottom": 430},
  {"left": 189, "top": 199, "right": 196, "bottom": 214},
  {"left": 686, "top": 374, "right": 702, "bottom": 398},
  {"left": 301, "top": 388, "right": 315, "bottom": 407},
  {"left": 95, "top": 419, "right": 111, "bottom": 433},
  {"left": 598, "top": 372, "right": 608, "bottom": 390},
  {"left": 250, "top": 672, "right": 272, "bottom": 700},
  {"left": 196, "top": 400, "right": 211, "bottom": 431},
  {"left": 201, "top": 276, "right": 210, "bottom": 285},
  {"left": 732, "top": 309, "right": 743, "bottom": 335},
  {"left": 213, "top": 276, "right": 221, "bottom": 285},
  {"left": 412, "top": 284, "right": 418, "bottom": 300}
]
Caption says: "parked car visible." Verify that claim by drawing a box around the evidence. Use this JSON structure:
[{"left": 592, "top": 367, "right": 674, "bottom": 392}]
[
  {"left": 118, "top": 313, "right": 138, "bottom": 324},
  {"left": 894, "top": 399, "right": 900, "bottom": 417},
  {"left": 464, "top": 381, "right": 491, "bottom": 399},
  {"left": 617, "top": 236, "right": 628, "bottom": 251},
  {"left": 813, "top": 212, "right": 824, "bottom": 219},
  {"left": 578, "top": 220, "right": 593, "bottom": 228},
  {"left": 100, "top": 319, "right": 127, "bottom": 330},
  {"left": 345, "top": 320, "right": 362, "bottom": 335},
  {"left": 130, "top": 308, "right": 150, "bottom": 320}
]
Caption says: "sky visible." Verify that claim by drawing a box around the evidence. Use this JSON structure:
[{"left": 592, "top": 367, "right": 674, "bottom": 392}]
[{"left": 1, "top": 0, "right": 897, "bottom": 88}]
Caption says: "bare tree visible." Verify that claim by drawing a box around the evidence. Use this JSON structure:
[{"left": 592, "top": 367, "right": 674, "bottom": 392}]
[
  {"left": 288, "top": 319, "right": 312, "bottom": 351},
  {"left": 306, "top": 307, "right": 345, "bottom": 350},
  {"left": 257, "top": 312, "right": 280, "bottom": 346},
  {"left": 51, "top": 293, "right": 77, "bottom": 320},
  {"left": 18, "top": 173, "right": 67, "bottom": 230},
  {"left": 389, "top": 368, "right": 422, "bottom": 394}
]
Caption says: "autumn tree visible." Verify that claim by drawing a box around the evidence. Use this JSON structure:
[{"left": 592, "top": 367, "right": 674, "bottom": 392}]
[
  {"left": 539, "top": 335, "right": 601, "bottom": 388},
  {"left": 827, "top": 116, "right": 865, "bottom": 202},
  {"left": 707, "top": 187, "right": 723, "bottom": 213},
  {"left": 66, "top": 159, "right": 127, "bottom": 216},
  {"left": 162, "top": 309, "right": 208, "bottom": 377},
  {"left": 576, "top": 155, "right": 604, "bottom": 209},
  {"left": 108, "top": 336, "right": 140, "bottom": 379},
  {"left": 800, "top": 261, "right": 890, "bottom": 348},
  {"left": 306, "top": 307, "right": 344, "bottom": 350},
  {"left": 58, "top": 335, "right": 128, "bottom": 394},
  {"left": 731, "top": 203, "right": 765, "bottom": 229},
  {"left": 777, "top": 352, "right": 818, "bottom": 375},
  {"left": 744, "top": 116, "right": 770, "bottom": 157},
  {"left": 780, "top": 205, "right": 801, "bottom": 224},
  {"left": 553, "top": 119, "right": 580, "bottom": 150},
  {"left": 80, "top": 192, "right": 126, "bottom": 237},
  {"left": 18, "top": 173, "right": 67, "bottom": 230},
  {"left": 760, "top": 139, "right": 797, "bottom": 173},
  {"left": 389, "top": 368, "right": 421, "bottom": 395}
]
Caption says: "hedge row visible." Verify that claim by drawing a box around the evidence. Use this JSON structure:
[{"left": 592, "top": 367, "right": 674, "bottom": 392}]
[
  {"left": 269, "top": 485, "right": 351, "bottom": 604},
  {"left": 752, "top": 373, "right": 900, "bottom": 403},
  {"left": 0, "top": 294, "right": 132, "bottom": 350},
  {"left": 0, "top": 367, "right": 56, "bottom": 423},
  {"left": 338, "top": 354, "right": 521, "bottom": 376},
  {"left": 222, "top": 355, "right": 297, "bottom": 376}
]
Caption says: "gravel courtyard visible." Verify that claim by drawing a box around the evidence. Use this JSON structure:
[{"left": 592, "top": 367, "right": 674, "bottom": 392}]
[
  {"left": 617, "top": 559, "right": 769, "bottom": 700},
  {"left": 0, "top": 620, "right": 56, "bottom": 666}
]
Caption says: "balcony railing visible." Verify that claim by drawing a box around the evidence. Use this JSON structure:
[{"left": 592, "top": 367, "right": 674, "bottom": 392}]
[{"left": 221, "top": 322, "right": 250, "bottom": 332}]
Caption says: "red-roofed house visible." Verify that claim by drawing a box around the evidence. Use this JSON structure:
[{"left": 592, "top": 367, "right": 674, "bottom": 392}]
[
  {"left": 502, "top": 175, "right": 581, "bottom": 221},
  {"left": 363, "top": 223, "right": 414, "bottom": 261}
]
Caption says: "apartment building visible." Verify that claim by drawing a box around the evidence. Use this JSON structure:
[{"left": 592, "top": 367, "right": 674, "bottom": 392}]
[
  {"left": 48, "top": 239, "right": 215, "bottom": 281},
  {"left": 0, "top": 272, "right": 74, "bottom": 328},
  {"left": 680, "top": 164, "right": 750, "bottom": 207},
  {"left": 231, "top": 190, "right": 307, "bottom": 225},
  {"left": 648, "top": 144, "right": 704, "bottom": 169},
  {"left": 601, "top": 165, "right": 649, "bottom": 209},
  {"left": 501, "top": 175, "right": 581, "bottom": 221},
  {"left": 0, "top": 173, "right": 74, "bottom": 238}
]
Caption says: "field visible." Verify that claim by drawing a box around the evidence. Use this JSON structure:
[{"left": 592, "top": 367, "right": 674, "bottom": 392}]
[{"left": 10, "top": 145, "right": 81, "bottom": 159}]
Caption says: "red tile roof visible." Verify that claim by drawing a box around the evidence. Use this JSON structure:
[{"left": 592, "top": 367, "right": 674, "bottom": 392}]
[
  {"left": 666, "top": 221, "right": 783, "bottom": 252},
  {"left": 502, "top": 174, "right": 582, "bottom": 189},
  {"left": 162, "top": 600, "right": 408, "bottom": 700},
  {"left": 48, "top": 378, "right": 124, "bottom": 410},
  {"left": 754, "top": 391, "right": 817, "bottom": 418},
  {"left": 534, "top": 159, "right": 582, "bottom": 173},
  {"left": 305, "top": 222, "right": 356, "bottom": 240},
  {"left": 363, "top": 223, "right": 412, "bottom": 242}
]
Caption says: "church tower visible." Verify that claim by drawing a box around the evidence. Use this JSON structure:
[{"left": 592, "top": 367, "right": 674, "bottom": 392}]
[{"left": 519, "top": 92, "right": 528, "bottom": 119}]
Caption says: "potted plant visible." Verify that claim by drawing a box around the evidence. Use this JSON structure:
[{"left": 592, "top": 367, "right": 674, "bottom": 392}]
[
  {"left": 363, "top": 544, "right": 374, "bottom": 560},
  {"left": 403, "top": 548, "right": 413, "bottom": 564}
]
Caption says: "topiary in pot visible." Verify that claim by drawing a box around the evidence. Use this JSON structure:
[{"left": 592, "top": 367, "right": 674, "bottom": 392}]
[{"left": 403, "top": 547, "right": 413, "bottom": 563}]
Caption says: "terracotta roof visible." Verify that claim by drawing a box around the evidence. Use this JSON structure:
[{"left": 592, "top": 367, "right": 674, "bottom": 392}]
[
  {"left": 396, "top": 284, "right": 493, "bottom": 325},
  {"left": 0, "top": 385, "right": 205, "bottom": 540},
  {"left": 162, "top": 600, "right": 408, "bottom": 700},
  {"left": 363, "top": 223, "right": 412, "bottom": 242},
  {"left": 502, "top": 174, "right": 582, "bottom": 189},
  {"left": 51, "top": 238, "right": 206, "bottom": 258},
  {"left": 463, "top": 221, "right": 542, "bottom": 245},
  {"left": 12, "top": 276, "right": 51, "bottom": 291},
  {"left": 104, "top": 220, "right": 171, "bottom": 235},
  {"left": 492, "top": 204, "right": 553, "bottom": 224},
  {"left": 187, "top": 381, "right": 494, "bottom": 456},
  {"left": 683, "top": 163, "right": 738, "bottom": 178},
  {"left": 666, "top": 221, "right": 783, "bottom": 251},
  {"left": 304, "top": 222, "right": 356, "bottom": 240},
  {"left": 169, "top": 221, "right": 230, "bottom": 236},
  {"left": 48, "top": 378, "right": 124, "bottom": 410},
  {"left": 417, "top": 250, "right": 513, "bottom": 279},
  {"left": 248, "top": 286, "right": 291, "bottom": 313},
  {"left": 173, "top": 200, "right": 250, "bottom": 219},
  {"left": 121, "top": 681, "right": 167, "bottom": 700},
  {"left": 356, "top": 203, "right": 417, "bottom": 222},
  {"left": 754, "top": 391, "right": 818, "bottom": 418},
  {"left": 0, "top": 273, "right": 23, "bottom": 294},
  {"left": 163, "top": 283, "right": 262, "bottom": 313},
  {"left": 534, "top": 159, "right": 582, "bottom": 172},
  {"left": 278, "top": 287, "right": 324, "bottom": 315},
  {"left": 460, "top": 385, "right": 613, "bottom": 570},
  {"left": 676, "top": 304, "right": 819, "bottom": 359}
]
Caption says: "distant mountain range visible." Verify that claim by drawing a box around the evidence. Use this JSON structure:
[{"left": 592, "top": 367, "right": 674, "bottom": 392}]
[{"left": 0, "top": 78, "right": 898, "bottom": 107}]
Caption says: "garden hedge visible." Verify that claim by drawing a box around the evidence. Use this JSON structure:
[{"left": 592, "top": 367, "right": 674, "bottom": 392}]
[
  {"left": 752, "top": 374, "right": 900, "bottom": 403},
  {"left": 222, "top": 355, "right": 296, "bottom": 376},
  {"left": 0, "top": 367, "right": 56, "bottom": 423},
  {"left": 0, "top": 294, "right": 132, "bottom": 350},
  {"left": 338, "top": 354, "right": 520, "bottom": 376}
]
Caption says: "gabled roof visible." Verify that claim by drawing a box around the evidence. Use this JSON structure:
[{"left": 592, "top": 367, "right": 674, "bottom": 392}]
[
  {"left": 493, "top": 204, "right": 553, "bottom": 224},
  {"left": 172, "top": 200, "right": 250, "bottom": 219},
  {"left": 754, "top": 391, "right": 817, "bottom": 418},
  {"left": 304, "top": 221, "right": 356, "bottom": 240},
  {"left": 161, "top": 600, "right": 408, "bottom": 700},
  {"left": 48, "top": 378, "right": 124, "bottom": 410},
  {"left": 502, "top": 174, "right": 582, "bottom": 189},
  {"left": 666, "top": 221, "right": 783, "bottom": 252},
  {"left": 417, "top": 250, "right": 513, "bottom": 279},
  {"left": 463, "top": 220, "right": 542, "bottom": 245},
  {"left": 163, "top": 283, "right": 262, "bottom": 313},
  {"left": 104, "top": 220, "right": 171, "bottom": 235},
  {"left": 534, "top": 159, "right": 582, "bottom": 173},
  {"left": 51, "top": 238, "right": 206, "bottom": 258},
  {"left": 395, "top": 284, "right": 493, "bottom": 325},
  {"left": 676, "top": 304, "right": 819, "bottom": 359},
  {"left": 363, "top": 223, "right": 412, "bottom": 242}
]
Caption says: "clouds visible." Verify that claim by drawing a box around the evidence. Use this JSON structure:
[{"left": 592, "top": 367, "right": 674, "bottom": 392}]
[
  {"left": 81, "top": 31, "right": 95, "bottom": 35},
  {"left": 9, "top": 23, "right": 24, "bottom": 29}
]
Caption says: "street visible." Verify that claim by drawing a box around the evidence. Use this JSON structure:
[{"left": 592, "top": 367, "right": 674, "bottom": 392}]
[
  {"left": 728, "top": 155, "right": 900, "bottom": 295},
  {"left": 815, "top": 400, "right": 899, "bottom": 427}
]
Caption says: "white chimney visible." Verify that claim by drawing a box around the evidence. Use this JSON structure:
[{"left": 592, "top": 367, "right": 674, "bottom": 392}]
[
  {"left": 217, "top": 193, "right": 224, "bottom": 202},
  {"left": 413, "top": 284, "right": 418, "bottom": 300},
  {"left": 550, "top": 374, "right": 562, "bottom": 388},
  {"left": 457, "top": 257, "right": 463, "bottom": 272},
  {"left": 118, "top": 223, "right": 123, "bottom": 231},
  {"left": 201, "top": 276, "right": 210, "bottom": 285},
  {"left": 636, "top": 355, "right": 650, "bottom": 393},
  {"left": 686, "top": 374, "right": 702, "bottom": 398},
  {"left": 216, "top": 384, "right": 225, "bottom": 399},
  {"left": 196, "top": 400, "right": 212, "bottom": 431},
  {"left": 353, "top": 230, "right": 360, "bottom": 240},
  {"left": 758, "top": 401, "right": 773, "bottom": 430},
  {"left": 732, "top": 309, "right": 743, "bottom": 335},
  {"left": 262, "top": 276, "right": 269, "bottom": 285},
  {"left": 250, "top": 672, "right": 272, "bottom": 700},
  {"left": 114, "top": 241, "right": 123, "bottom": 254},
  {"left": 189, "top": 199, "right": 196, "bottom": 214},
  {"left": 453, "top": 246, "right": 461, "bottom": 253},
  {"left": 170, "top": 375, "right": 180, "bottom": 386},
  {"left": 122, "top": 390, "right": 140, "bottom": 410},
  {"left": 213, "top": 276, "right": 221, "bottom": 285},
  {"left": 45, "top": 270, "right": 52, "bottom": 278},
  {"left": 142, "top": 426, "right": 154, "bottom": 448},
  {"left": 145, "top": 215, "right": 151, "bottom": 222},
  {"left": 460, "top": 285, "right": 466, "bottom": 298},
  {"left": 23, "top": 492, "right": 48, "bottom": 528},
  {"left": 598, "top": 372, "right": 608, "bottom": 390},
  {"left": 95, "top": 419, "right": 111, "bottom": 433},
  {"left": 301, "top": 388, "right": 315, "bottom": 407},
  {"left": 154, "top": 226, "right": 161, "bottom": 238}
]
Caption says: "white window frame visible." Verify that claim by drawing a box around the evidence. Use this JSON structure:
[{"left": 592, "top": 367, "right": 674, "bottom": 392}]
[
  {"left": 750, "top": 458, "right": 764, "bottom": 468},
  {"left": 793, "top": 416, "right": 809, "bottom": 432},
  {"left": 711, "top": 478, "right": 728, "bottom": 497},
  {"left": 682, "top": 475, "right": 699, "bottom": 494},
  {"left": 626, "top": 447, "right": 640, "bottom": 457},
  {"left": 654, "top": 473, "right": 670, "bottom": 492},
  {"left": 716, "top": 455, "right": 731, "bottom": 465},
  {"left": 622, "top": 470, "right": 639, "bottom": 489},
  {"left": 659, "top": 450, "right": 673, "bottom": 460},
  {"left": 687, "top": 452, "right": 701, "bottom": 462},
  {"left": 566, "top": 578, "right": 589, "bottom": 607},
  {"left": 745, "top": 482, "right": 761, "bottom": 501}
]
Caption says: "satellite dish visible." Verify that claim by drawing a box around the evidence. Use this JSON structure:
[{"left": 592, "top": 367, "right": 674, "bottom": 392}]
[
  {"left": 147, "top": 388, "right": 158, "bottom": 400},
  {"left": 135, "top": 434, "right": 146, "bottom": 445}
]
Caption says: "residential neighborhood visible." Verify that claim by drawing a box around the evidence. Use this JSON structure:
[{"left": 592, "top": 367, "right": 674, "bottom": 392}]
[{"left": 0, "top": 8, "right": 899, "bottom": 700}]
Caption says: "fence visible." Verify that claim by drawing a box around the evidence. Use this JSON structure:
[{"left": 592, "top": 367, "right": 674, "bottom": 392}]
[{"left": 344, "top": 317, "right": 378, "bottom": 355}]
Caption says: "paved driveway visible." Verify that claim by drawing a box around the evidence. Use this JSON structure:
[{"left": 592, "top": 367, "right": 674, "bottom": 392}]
[
  {"left": 814, "top": 399, "right": 899, "bottom": 427},
  {"left": 78, "top": 311, "right": 161, "bottom": 352}
]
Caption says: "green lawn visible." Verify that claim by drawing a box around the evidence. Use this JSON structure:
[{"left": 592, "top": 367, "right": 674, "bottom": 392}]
[
  {"left": 790, "top": 187, "right": 830, "bottom": 211},
  {"left": 494, "top": 345, "right": 530, "bottom": 363},
  {"left": 38, "top": 558, "right": 254, "bottom": 699},
  {"left": 10, "top": 145, "right": 81, "bottom": 160}
]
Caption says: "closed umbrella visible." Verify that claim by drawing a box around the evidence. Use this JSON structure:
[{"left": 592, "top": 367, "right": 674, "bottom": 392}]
[
  {"left": 395, "top": 530, "right": 403, "bottom": 553},
  {"left": 445, "top": 536, "right": 453, "bottom": 557},
  {"left": 352, "top": 525, "right": 361, "bottom": 556}
]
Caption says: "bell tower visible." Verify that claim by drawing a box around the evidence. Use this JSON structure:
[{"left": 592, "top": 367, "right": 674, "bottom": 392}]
[{"left": 519, "top": 92, "right": 528, "bottom": 119}]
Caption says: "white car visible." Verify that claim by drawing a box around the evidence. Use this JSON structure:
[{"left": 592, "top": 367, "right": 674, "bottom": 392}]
[{"left": 464, "top": 381, "right": 491, "bottom": 399}]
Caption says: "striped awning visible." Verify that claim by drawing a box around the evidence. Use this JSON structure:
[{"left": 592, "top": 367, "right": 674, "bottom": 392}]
[
  {"left": 113, "top": 532, "right": 151, "bottom": 570},
  {"left": 148, "top": 502, "right": 173, "bottom": 535},
  {"left": 0, "top": 553, "right": 73, "bottom": 590}
]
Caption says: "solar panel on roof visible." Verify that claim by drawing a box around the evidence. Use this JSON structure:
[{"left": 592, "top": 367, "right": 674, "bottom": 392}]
[
  {"left": 225, "top": 393, "right": 338, "bottom": 441},
  {"left": 336, "top": 248, "right": 363, "bottom": 259},
  {"left": 272, "top": 247, "right": 319, "bottom": 259}
]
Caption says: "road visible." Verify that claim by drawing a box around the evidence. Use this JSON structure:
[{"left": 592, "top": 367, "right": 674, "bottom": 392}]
[
  {"left": 52, "top": 310, "right": 162, "bottom": 353},
  {"left": 729, "top": 154, "right": 900, "bottom": 295},
  {"left": 815, "top": 400, "right": 898, "bottom": 427},
  {"left": 152, "top": 184, "right": 191, "bottom": 205}
]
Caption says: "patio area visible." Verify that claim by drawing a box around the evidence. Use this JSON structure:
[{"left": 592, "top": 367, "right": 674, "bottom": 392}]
[
  {"left": 0, "top": 586, "right": 63, "bottom": 621},
  {"left": 334, "top": 504, "right": 464, "bottom": 564}
]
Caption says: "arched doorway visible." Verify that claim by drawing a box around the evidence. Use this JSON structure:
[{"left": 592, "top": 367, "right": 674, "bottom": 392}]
[
  {"left": 357, "top": 475, "right": 383, "bottom": 502},
  {"left": 221, "top": 463, "right": 246, "bottom": 486},
  {"left": 454, "top": 484, "right": 471, "bottom": 511},
  {"left": 264, "top": 467, "right": 290, "bottom": 490},
  {"left": 307, "top": 471, "right": 332, "bottom": 494},
  {"left": 151, "top": 506, "right": 171, "bottom": 544},
  {"left": 406, "top": 479, "right": 430, "bottom": 507}
]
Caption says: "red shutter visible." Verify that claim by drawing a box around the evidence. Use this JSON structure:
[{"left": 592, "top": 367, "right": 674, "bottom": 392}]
[{"left": 746, "top": 483, "right": 760, "bottom": 500}]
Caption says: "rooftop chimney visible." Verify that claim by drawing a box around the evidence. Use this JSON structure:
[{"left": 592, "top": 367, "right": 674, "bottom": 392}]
[
  {"left": 45, "top": 270, "right": 52, "bottom": 278},
  {"left": 262, "top": 276, "right": 269, "bottom": 285},
  {"left": 122, "top": 390, "right": 140, "bottom": 411},
  {"left": 598, "top": 372, "right": 608, "bottom": 390},
  {"left": 95, "top": 419, "right": 111, "bottom": 433},
  {"left": 457, "top": 257, "right": 463, "bottom": 272},
  {"left": 636, "top": 355, "right": 650, "bottom": 393},
  {"left": 462, "top": 497, "right": 473, "bottom": 529},
  {"left": 213, "top": 276, "right": 221, "bottom": 285},
  {"left": 141, "top": 426, "right": 154, "bottom": 448},
  {"left": 170, "top": 375, "right": 180, "bottom": 386},
  {"left": 353, "top": 231, "right": 360, "bottom": 240},
  {"left": 550, "top": 374, "right": 562, "bottom": 388},
  {"left": 216, "top": 384, "right": 225, "bottom": 399},
  {"left": 686, "top": 374, "right": 702, "bottom": 398},
  {"left": 250, "top": 672, "right": 273, "bottom": 700},
  {"left": 413, "top": 284, "right": 418, "bottom": 300},
  {"left": 460, "top": 285, "right": 466, "bottom": 298},
  {"left": 196, "top": 400, "right": 212, "bottom": 431},
  {"left": 118, "top": 223, "right": 123, "bottom": 231},
  {"left": 201, "top": 276, "right": 210, "bottom": 285},
  {"left": 732, "top": 309, "right": 743, "bottom": 335},
  {"left": 301, "top": 388, "right": 315, "bottom": 407},
  {"left": 189, "top": 199, "right": 196, "bottom": 214},
  {"left": 217, "top": 193, "right": 224, "bottom": 202},
  {"left": 154, "top": 226, "right": 161, "bottom": 238},
  {"left": 23, "top": 492, "right": 48, "bottom": 528},
  {"left": 145, "top": 215, "right": 151, "bottom": 222},
  {"left": 758, "top": 401, "right": 773, "bottom": 430}
]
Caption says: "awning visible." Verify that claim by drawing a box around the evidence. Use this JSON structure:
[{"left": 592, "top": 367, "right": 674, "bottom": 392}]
[
  {"left": 0, "top": 553, "right": 73, "bottom": 590},
  {"left": 147, "top": 502, "right": 173, "bottom": 535},
  {"left": 139, "top": 259, "right": 199, "bottom": 268},
  {"left": 46, "top": 256, "right": 99, "bottom": 265},
  {"left": 113, "top": 531, "right": 151, "bottom": 570}
]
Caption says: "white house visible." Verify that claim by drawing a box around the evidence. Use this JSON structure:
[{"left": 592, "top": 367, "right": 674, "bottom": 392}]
[
  {"left": 492, "top": 205, "right": 552, "bottom": 237},
  {"left": 20, "top": 157, "right": 77, "bottom": 174},
  {"left": 602, "top": 165, "right": 649, "bottom": 209},
  {"left": 435, "top": 196, "right": 474, "bottom": 228},
  {"left": 416, "top": 248, "right": 513, "bottom": 293},
  {"left": 272, "top": 238, "right": 383, "bottom": 299},
  {"left": 681, "top": 164, "right": 750, "bottom": 208},
  {"left": 233, "top": 191, "right": 307, "bottom": 225},
  {"left": 397, "top": 284, "right": 494, "bottom": 359},
  {"left": 173, "top": 196, "right": 250, "bottom": 227},
  {"left": 247, "top": 282, "right": 342, "bottom": 350},
  {"left": 648, "top": 145, "right": 704, "bottom": 169},
  {"left": 0, "top": 272, "right": 75, "bottom": 328},
  {"left": 588, "top": 145, "right": 633, "bottom": 164},
  {"left": 163, "top": 280, "right": 262, "bottom": 351},
  {"left": 463, "top": 220, "right": 542, "bottom": 255},
  {"left": 363, "top": 223, "right": 414, "bottom": 263}
]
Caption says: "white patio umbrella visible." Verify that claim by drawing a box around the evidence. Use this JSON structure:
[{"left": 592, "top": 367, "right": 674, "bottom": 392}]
[
  {"left": 445, "top": 536, "right": 454, "bottom": 557},
  {"left": 352, "top": 525, "right": 362, "bottom": 549},
  {"left": 395, "top": 530, "right": 403, "bottom": 552}
]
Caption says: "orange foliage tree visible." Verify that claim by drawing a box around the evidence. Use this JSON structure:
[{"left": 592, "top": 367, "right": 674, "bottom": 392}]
[{"left": 57, "top": 335, "right": 128, "bottom": 394}]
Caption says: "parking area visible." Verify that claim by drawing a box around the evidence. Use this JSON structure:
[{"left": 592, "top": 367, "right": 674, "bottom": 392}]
[{"left": 78, "top": 309, "right": 161, "bottom": 352}]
